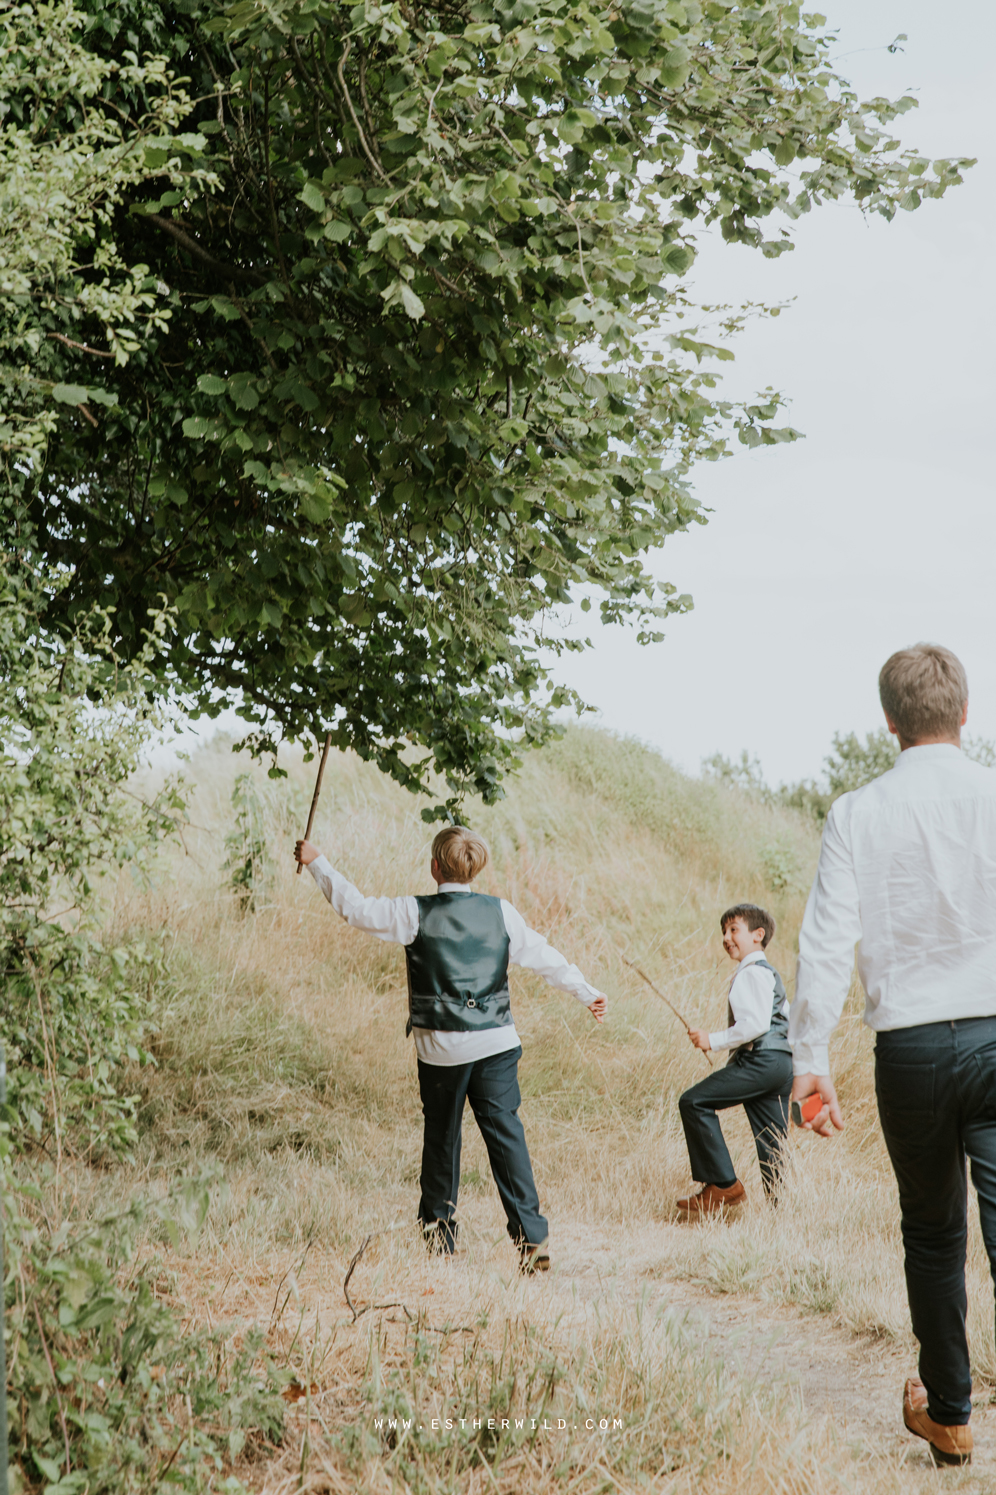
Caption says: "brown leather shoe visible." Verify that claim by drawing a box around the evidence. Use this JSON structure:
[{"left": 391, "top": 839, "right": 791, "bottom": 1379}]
[
  {"left": 903, "top": 1377, "right": 972, "bottom": 1466},
  {"left": 675, "top": 1180, "right": 746, "bottom": 1220}
]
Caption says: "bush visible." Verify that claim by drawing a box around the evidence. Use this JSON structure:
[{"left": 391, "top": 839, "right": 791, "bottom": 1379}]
[
  {"left": 0, "top": 566, "right": 184, "bottom": 1160},
  {"left": 224, "top": 773, "right": 270, "bottom": 915},
  {"left": 0, "top": 562, "right": 285, "bottom": 1490},
  {"left": 2, "top": 1162, "right": 285, "bottom": 1495}
]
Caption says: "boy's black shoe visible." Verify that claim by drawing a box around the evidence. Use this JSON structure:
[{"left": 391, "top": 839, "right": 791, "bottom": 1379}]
[
  {"left": 675, "top": 1180, "right": 745, "bottom": 1221},
  {"left": 421, "top": 1221, "right": 457, "bottom": 1257},
  {"left": 519, "top": 1244, "right": 550, "bottom": 1275}
]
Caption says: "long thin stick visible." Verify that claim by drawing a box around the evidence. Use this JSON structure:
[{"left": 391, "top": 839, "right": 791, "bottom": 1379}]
[
  {"left": 621, "top": 955, "right": 712, "bottom": 1067},
  {"left": 296, "top": 732, "right": 332, "bottom": 874}
]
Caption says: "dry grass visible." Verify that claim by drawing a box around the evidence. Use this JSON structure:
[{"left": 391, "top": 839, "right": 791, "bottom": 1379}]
[{"left": 62, "top": 726, "right": 996, "bottom": 1491}]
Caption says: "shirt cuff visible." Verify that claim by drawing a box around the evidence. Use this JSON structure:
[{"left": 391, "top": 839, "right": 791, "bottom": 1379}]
[
  {"left": 792, "top": 1043, "right": 830, "bottom": 1077},
  {"left": 308, "top": 854, "right": 332, "bottom": 880},
  {"left": 709, "top": 1030, "right": 734, "bottom": 1052}
]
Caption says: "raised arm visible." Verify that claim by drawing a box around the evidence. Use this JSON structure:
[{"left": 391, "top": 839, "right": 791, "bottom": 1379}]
[
  {"left": 789, "top": 800, "right": 861, "bottom": 1135},
  {"left": 501, "top": 901, "right": 607, "bottom": 1022},
  {"left": 296, "top": 841, "right": 418, "bottom": 944}
]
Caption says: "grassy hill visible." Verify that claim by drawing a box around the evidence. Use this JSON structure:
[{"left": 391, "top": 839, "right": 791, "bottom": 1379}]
[
  {"left": 130, "top": 727, "right": 819, "bottom": 1234},
  {"left": 53, "top": 727, "right": 996, "bottom": 1491}
]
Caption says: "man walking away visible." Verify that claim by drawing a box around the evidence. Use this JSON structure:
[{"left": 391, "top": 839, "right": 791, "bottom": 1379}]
[{"left": 791, "top": 643, "right": 996, "bottom": 1467}]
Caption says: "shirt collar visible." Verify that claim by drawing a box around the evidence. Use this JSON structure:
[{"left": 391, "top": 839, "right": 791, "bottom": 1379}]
[
  {"left": 894, "top": 743, "right": 963, "bottom": 767},
  {"left": 437, "top": 882, "right": 472, "bottom": 893},
  {"left": 737, "top": 949, "right": 766, "bottom": 970}
]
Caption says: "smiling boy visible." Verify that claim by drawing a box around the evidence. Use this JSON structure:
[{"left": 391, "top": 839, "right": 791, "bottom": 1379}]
[{"left": 675, "top": 903, "right": 793, "bottom": 1220}]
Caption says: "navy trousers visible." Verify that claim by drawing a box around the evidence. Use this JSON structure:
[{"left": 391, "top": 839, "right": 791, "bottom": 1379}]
[
  {"left": 678, "top": 1046, "right": 793, "bottom": 1196},
  {"left": 876, "top": 1016, "right": 996, "bottom": 1427},
  {"left": 416, "top": 1045, "right": 548, "bottom": 1253}
]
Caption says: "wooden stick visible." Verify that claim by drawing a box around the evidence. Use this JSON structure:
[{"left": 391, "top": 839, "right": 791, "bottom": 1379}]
[
  {"left": 621, "top": 955, "right": 712, "bottom": 1067},
  {"left": 296, "top": 732, "right": 332, "bottom": 875}
]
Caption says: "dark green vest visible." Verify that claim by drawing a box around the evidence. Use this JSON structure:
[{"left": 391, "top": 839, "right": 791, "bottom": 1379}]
[
  {"left": 404, "top": 891, "right": 512, "bottom": 1035},
  {"left": 728, "top": 958, "right": 792, "bottom": 1054}
]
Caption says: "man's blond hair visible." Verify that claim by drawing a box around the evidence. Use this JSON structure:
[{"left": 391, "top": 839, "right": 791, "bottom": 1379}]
[
  {"left": 879, "top": 643, "right": 968, "bottom": 743},
  {"left": 431, "top": 826, "right": 490, "bottom": 883}
]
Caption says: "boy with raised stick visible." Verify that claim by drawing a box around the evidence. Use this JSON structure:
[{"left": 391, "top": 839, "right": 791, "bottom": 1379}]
[
  {"left": 675, "top": 902, "right": 793, "bottom": 1219},
  {"left": 295, "top": 825, "right": 607, "bottom": 1272}
]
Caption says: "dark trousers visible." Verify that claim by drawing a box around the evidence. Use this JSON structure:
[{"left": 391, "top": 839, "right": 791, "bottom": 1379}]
[
  {"left": 678, "top": 1047, "right": 793, "bottom": 1196},
  {"left": 416, "top": 1045, "right": 548, "bottom": 1254},
  {"left": 876, "top": 1016, "right": 996, "bottom": 1426}
]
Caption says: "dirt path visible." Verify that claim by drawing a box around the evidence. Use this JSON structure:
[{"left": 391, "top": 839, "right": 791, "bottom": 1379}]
[
  {"left": 196, "top": 1216, "right": 996, "bottom": 1489},
  {"left": 546, "top": 1222, "right": 996, "bottom": 1480}
]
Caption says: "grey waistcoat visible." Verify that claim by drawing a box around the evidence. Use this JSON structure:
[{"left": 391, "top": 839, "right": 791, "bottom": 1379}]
[
  {"left": 404, "top": 891, "right": 513, "bottom": 1035},
  {"left": 729, "top": 958, "right": 792, "bottom": 1055}
]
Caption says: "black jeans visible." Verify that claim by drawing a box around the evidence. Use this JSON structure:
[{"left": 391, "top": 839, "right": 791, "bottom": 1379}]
[
  {"left": 678, "top": 1046, "right": 793, "bottom": 1196},
  {"left": 417, "top": 1045, "right": 548, "bottom": 1253},
  {"left": 876, "top": 1016, "right": 996, "bottom": 1426}
]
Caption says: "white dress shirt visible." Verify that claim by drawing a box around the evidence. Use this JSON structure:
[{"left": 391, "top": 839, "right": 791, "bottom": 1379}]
[
  {"left": 709, "top": 949, "right": 785, "bottom": 1052},
  {"left": 790, "top": 744, "right": 996, "bottom": 1076},
  {"left": 308, "top": 856, "right": 603, "bottom": 1065}
]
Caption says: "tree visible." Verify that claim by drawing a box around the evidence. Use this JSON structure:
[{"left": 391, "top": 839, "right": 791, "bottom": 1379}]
[
  {"left": 0, "top": 0, "right": 204, "bottom": 469},
  {"left": 8, "top": 0, "right": 973, "bottom": 814}
]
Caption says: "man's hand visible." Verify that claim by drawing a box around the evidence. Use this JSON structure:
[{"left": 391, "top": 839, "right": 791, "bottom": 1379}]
[
  {"left": 791, "top": 1073, "right": 844, "bottom": 1137},
  {"left": 588, "top": 995, "right": 607, "bottom": 1023},
  {"left": 688, "top": 1028, "right": 712, "bottom": 1052},
  {"left": 295, "top": 839, "right": 320, "bottom": 868}
]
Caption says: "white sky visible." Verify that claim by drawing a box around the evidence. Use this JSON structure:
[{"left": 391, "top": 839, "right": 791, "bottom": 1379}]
[{"left": 550, "top": 0, "right": 996, "bottom": 786}]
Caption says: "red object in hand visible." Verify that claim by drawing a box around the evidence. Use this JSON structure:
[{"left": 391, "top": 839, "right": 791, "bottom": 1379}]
[{"left": 790, "top": 1092, "right": 824, "bottom": 1127}]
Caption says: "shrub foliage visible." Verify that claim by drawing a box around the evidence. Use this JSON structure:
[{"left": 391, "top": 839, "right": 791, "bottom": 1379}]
[
  {"left": 0, "top": 564, "right": 284, "bottom": 1492},
  {"left": 8, "top": 0, "right": 974, "bottom": 811}
]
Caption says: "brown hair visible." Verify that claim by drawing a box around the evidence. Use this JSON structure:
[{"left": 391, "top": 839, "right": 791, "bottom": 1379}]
[
  {"left": 431, "top": 826, "right": 490, "bottom": 883},
  {"left": 878, "top": 643, "right": 968, "bottom": 743},
  {"left": 720, "top": 903, "right": 775, "bottom": 949}
]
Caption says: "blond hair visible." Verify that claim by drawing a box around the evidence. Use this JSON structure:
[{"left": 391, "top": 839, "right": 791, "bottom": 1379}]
[
  {"left": 431, "top": 826, "right": 490, "bottom": 883},
  {"left": 879, "top": 643, "right": 968, "bottom": 742}
]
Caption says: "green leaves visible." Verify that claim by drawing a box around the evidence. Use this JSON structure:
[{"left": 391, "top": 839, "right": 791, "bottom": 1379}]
[
  {"left": 0, "top": 0, "right": 213, "bottom": 470},
  {"left": 299, "top": 179, "right": 325, "bottom": 211},
  {"left": 229, "top": 373, "right": 260, "bottom": 409},
  {"left": 0, "top": 564, "right": 188, "bottom": 1162},
  {"left": 12, "top": 0, "right": 972, "bottom": 814},
  {"left": 557, "top": 108, "right": 598, "bottom": 144},
  {"left": 181, "top": 415, "right": 224, "bottom": 439},
  {"left": 3, "top": 1160, "right": 285, "bottom": 1494}
]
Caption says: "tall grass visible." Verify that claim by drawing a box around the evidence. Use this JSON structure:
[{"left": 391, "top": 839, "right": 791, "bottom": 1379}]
[{"left": 71, "top": 725, "right": 996, "bottom": 1490}]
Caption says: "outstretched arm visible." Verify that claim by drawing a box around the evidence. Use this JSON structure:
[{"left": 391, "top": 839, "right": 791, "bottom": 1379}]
[
  {"left": 501, "top": 901, "right": 607, "bottom": 1022},
  {"left": 295, "top": 841, "right": 418, "bottom": 944}
]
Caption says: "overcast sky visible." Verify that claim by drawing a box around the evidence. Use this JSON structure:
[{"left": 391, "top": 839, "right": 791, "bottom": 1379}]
[{"left": 550, "top": 0, "right": 996, "bottom": 786}]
